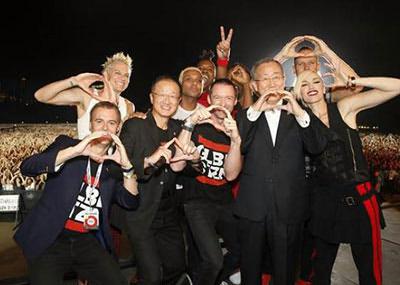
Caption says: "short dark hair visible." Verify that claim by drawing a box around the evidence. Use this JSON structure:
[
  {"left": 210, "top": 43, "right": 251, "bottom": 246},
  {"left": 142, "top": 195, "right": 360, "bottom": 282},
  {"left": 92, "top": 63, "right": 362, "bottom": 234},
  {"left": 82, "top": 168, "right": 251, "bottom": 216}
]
[
  {"left": 251, "top": 58, "right": 284, "bottom": 78},
  {"left": 210, "top": 78, "right": 238, "bottom": 98},
  {"left": 150, "top": 75, "right": 182, "bottom": 95},
  {"left": 198, "top": 49, "right": 215, "bottom": 61},
  {"left": 90, "top": 101, "right": 121, "bottom": 122}
]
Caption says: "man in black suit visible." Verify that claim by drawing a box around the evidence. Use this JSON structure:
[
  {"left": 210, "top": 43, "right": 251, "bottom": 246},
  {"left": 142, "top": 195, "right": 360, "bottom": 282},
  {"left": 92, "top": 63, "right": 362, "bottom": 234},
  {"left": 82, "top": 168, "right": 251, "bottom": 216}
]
[
  {"left": 14, "top": 101, "right": 140, "bottom": 285},
  {"left": 235, "top": 58, "right": 326, "bottom": 285},
  {"left": 120, "top": 76, "right": 198, "bottom": 285}
]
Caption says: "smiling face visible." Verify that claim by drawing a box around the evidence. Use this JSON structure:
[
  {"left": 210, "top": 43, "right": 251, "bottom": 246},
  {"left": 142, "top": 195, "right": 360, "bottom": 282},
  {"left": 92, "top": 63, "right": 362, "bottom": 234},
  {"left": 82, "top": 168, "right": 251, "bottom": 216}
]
[
  {"left": 105, "top": 61, "right": 131, "bottom": 94},
  {"left": 150, "top": 79, "right": 181, "bottom": 119},
  {"left": 208, "top": 81, "right": 237, "bottom": 119},
  {"left": 295, "top": 70, "right": 325, "bottom": 106},
  {"left": 252, "top": 61, "right": 285, "bottom": 105}
]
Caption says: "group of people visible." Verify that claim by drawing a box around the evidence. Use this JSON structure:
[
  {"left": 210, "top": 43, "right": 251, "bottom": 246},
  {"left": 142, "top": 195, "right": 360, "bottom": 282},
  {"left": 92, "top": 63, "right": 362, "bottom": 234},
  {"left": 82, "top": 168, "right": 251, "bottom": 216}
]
[
  {"left": 0, "top": 124, "right": 76, "bottom": 190},
  {"left": 13, "top": 29, "right": 400, "bottom": 285}
]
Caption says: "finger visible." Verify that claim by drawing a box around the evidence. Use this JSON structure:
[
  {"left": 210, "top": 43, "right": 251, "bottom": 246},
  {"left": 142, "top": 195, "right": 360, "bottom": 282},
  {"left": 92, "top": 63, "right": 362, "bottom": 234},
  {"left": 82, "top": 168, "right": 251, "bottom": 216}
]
[
  {"left": 170, "top": 155, "right": 186, "bottom": 163},
  {"left": 163, "top": 137, "right": 178, "bottom": 149},
  {"left": 226, "top": 28, "right": 233, "bottom": 43},
  {"left": 321, "top": 72, "right": 335, "bottom": 78},
  {"left": 276, "top": 104, "right": 291, "bottom": 114},
  {"left": 85, "top": 131, "right": 109, "bottom": 142},
  {"left": 173, "top": 138, "right": 185, "bottom": 151},
  {"left": 162, "top": 150, "right": 172, "bottom": 163},
  {"left": 220, "top": 26, "right": 225, "bottom": 41},
  {"left": 206, "top": 105, "right": 232, "bottom": 119},
  {"left": 109, "top": 133, "right": 122, "bottom": 145},
  {"left": 217, "top": 48, "right": 226, "bottom": 57}
]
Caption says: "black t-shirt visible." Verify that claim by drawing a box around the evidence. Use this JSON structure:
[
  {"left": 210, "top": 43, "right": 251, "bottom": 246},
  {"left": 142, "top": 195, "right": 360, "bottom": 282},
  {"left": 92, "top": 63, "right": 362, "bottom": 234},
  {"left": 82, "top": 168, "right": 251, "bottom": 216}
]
[{"left": 184, "top": 124, "right": 233, "bottom": 204}]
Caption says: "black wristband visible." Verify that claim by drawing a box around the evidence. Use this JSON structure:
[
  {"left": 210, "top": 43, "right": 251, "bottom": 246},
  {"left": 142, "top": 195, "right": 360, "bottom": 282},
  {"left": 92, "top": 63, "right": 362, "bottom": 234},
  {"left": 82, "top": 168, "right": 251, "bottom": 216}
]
[
  {"left": 182, "top": 124, "right": 194, "bottom": 132},
  {"left": 122, "top": 165, "right": 134, "bottom": 173}
]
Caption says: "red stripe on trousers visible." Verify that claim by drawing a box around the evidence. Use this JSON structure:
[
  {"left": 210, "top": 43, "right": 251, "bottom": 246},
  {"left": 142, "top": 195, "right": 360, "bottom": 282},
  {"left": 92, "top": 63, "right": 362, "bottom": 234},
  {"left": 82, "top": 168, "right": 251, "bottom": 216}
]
[{"left": 356, "top": 182, "right": 382, "bottom": 285}]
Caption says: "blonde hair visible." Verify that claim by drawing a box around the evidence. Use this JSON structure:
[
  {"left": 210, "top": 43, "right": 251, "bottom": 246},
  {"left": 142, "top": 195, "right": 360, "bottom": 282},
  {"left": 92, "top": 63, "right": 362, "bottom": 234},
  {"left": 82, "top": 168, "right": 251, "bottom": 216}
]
[
  {"left": 101, "top": 52, "right": 133, "bottom": 75},
  {"left": 293, "top": 70, "right": 323, "bottom": 103}
]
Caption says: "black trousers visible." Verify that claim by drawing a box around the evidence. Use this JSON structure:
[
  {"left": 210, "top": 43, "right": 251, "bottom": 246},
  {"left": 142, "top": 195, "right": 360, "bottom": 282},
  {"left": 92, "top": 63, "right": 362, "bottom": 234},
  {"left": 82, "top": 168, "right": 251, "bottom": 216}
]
[
  {"left": 312, "top": 237, "right": 378, "bottom": 285},
  {"left": 299, "top": 219, "right": 315, "bottom": 282},
  {"left": 238, "top": 214, "right": 303, "bottom": 285},
  {"left": 184, "top": 201, "right": 240, "bottom": 285},
  {"left": 28, "top": 230, "right": 127, "bottom": 285},
  {"left": 128, "top": 208, "right": 186, "bottom": 285}
]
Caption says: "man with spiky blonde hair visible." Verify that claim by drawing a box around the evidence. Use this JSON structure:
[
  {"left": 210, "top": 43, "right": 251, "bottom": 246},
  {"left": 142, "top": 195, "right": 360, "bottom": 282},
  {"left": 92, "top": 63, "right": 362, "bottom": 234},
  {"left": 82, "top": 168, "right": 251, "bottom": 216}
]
[
  {"left": 35, "top": 51, "right": 141, "bottom": 139},
  {"left": 102, "top": 52, "right": 133, "bottom": 76}
]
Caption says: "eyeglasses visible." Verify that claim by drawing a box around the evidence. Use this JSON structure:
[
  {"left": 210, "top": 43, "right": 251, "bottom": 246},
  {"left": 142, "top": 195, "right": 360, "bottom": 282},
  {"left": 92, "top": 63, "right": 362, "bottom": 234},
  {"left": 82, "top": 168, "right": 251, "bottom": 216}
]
[
  {"left": 254, "top": 75, "right": 284, "bottom": 84},
  {"left": 152, "top": 92, "right": 180, "bottom": 102}
]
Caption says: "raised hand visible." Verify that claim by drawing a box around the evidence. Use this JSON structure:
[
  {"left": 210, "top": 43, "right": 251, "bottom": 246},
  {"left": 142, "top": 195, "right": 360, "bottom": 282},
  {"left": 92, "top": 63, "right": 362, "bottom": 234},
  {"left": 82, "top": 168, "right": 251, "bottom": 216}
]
[
  {"left": 229, "top": 64, "right": 251, "bottom": 86},
  {"left": 94, "top": 73, "right": 119, "bottom": 105},
  {"left": 73, "top": 131, "right": 112, "bottom": 163},
  {"left": 102, "top": 133, "right": 132, "bottom": 168},
  {"left": 216, "top": 26, "right": 233, "bottom": 59},
  {"left": 146, "top": 137, "right": 181, "bottom": 165},
  {"left": 274, "top": 36, "right": 306, "bottom": 63},
  {"left": 71, "top": 73, "right": 104, "bottom": 96},
  {"left": 187, "top": 107, "right": 213, "bottom": 125},
  {"left": 322, "top": 62, "right": 350, "bottom": 89},
  {"left": 170, "top": 140, "right": 200, "bottom": 163},
  {"left": 222, "top": 115, "right": 240, "bottom": 142},
  {"left": 302, "top": 35, "right": 328, "bottom": 56},
  {"left": 251, "top": 91, "right": 283, "bottom": 112},
  {"left": 278, "top": 91, "right": 306, "bottom": 117}
]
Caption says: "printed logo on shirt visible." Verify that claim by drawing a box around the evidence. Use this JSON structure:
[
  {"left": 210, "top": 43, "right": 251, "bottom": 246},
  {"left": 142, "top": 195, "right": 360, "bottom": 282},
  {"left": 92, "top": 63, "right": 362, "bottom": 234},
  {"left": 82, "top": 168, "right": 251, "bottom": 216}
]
[
  {"left": 196, "top": 135, "right": 230, "bottom": 186},
  {"left": 64, "top": 174, "right": 102, "bottom": 232}
]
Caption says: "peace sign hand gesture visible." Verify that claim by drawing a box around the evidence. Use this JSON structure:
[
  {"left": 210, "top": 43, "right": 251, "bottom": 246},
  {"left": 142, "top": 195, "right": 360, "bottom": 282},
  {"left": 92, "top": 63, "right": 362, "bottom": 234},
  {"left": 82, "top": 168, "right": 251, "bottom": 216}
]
[{"left": 216, "top": 26, "right": 233, "bottom": 60}]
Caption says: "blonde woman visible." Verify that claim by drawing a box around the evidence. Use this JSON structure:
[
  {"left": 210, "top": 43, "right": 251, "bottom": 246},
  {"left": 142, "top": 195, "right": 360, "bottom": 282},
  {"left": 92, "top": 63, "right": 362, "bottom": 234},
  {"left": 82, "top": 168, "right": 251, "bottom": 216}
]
[{"left": 294, "top": 70, "right": 400, "bottom": 285}]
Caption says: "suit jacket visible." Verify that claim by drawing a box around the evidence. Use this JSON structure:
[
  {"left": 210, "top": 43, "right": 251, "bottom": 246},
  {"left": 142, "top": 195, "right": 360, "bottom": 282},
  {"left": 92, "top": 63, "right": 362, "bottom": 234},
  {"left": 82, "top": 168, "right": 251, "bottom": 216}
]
[
  {"left": 14, "top": 135, "right": 140, "bottom": 260},
  {"left": 119, "top": 112, "right": 181, "bottom": 239},
  {"left": 235, "top": 109, "right": 326, "bottom": 224}
]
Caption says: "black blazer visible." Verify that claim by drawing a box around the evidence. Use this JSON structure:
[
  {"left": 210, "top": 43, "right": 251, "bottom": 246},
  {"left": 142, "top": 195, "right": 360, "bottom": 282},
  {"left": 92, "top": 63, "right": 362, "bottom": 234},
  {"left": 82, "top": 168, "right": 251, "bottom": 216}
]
[
  {"left": 235, "top": 109, "right": 326, "bottom": 224},
  {"left": 119, "top": 112, "right": 181, "bottom": 239},
  {"left": 14, "top": 135, "right": 140, "bottom": 260}
]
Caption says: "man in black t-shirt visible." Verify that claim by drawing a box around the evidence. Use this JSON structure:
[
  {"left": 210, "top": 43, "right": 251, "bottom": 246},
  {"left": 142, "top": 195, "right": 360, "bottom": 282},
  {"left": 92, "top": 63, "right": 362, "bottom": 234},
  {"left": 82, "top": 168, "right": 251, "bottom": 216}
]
[{"left": 176, "top": 78, "right": 242, "bottom": 285}]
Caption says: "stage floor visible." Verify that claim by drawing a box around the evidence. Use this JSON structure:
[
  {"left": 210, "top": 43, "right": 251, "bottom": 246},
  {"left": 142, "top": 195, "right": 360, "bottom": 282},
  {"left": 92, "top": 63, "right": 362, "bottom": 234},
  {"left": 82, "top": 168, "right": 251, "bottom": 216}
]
[{"left": 1, "top": 198, "right": 400, "bottom": 285}]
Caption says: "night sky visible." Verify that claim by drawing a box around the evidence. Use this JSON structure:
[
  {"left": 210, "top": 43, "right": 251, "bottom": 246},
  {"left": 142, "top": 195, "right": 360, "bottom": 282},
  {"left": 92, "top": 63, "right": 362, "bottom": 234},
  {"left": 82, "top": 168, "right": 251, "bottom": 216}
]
[{"left": 1, "top": 0, "right": 399, "bottom": 132}]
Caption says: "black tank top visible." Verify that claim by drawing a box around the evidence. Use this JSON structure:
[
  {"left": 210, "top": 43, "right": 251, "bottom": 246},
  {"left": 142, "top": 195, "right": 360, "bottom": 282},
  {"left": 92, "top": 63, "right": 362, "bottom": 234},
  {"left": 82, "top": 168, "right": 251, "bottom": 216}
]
[{"left": 311, "top": 103, "right": 369, "bottom": 186}]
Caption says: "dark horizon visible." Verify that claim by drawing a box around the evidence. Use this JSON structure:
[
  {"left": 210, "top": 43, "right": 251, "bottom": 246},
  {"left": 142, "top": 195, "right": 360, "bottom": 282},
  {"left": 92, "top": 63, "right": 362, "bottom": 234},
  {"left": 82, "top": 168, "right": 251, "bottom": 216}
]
[{"left": 1, "top": 0, "right": 399, "bottom": 132}]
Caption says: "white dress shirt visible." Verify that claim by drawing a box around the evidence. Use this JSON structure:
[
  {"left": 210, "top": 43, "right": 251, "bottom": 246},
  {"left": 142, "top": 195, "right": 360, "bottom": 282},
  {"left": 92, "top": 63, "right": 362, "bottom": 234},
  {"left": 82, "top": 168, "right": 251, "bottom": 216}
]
[{"left": 246, "top": 105, "right": 310, "bottom": 146}]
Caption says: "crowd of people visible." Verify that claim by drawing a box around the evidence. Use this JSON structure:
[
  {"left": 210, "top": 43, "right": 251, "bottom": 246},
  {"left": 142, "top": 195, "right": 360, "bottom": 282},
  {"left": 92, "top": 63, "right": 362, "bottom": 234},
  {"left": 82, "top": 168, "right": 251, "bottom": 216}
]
[
  {"left": 362, "top": 132, "right": 400, "bottom": 172},
  {"left": 5, "top": 30, "right": 400, "bottom": 285},
  {"left": 0, "top": 124, "right": 76, "bottom": 191},
  {"left": 1, "top": 126, "right": 398, "bottom": 193}
]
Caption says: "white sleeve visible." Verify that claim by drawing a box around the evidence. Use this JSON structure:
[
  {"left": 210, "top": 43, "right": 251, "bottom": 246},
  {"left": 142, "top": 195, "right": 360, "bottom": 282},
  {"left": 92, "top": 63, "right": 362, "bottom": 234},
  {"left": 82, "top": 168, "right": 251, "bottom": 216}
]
[
  {"left": 295, "top": 111, "right": 310, "bottom": 128},
  {"left": 247, "top": 106, "right": 263, "bottom": 122}
]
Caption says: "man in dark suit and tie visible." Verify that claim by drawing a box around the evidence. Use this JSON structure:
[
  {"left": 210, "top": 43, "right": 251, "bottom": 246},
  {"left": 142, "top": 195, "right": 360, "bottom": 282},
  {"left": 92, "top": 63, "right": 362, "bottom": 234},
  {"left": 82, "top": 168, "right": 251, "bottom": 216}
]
[
  {"left": 235, "top": 58, "right": 326, "bottom": 285},
  {"left": 14, "top": 101, "right": 140, "bottom": 285}
]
